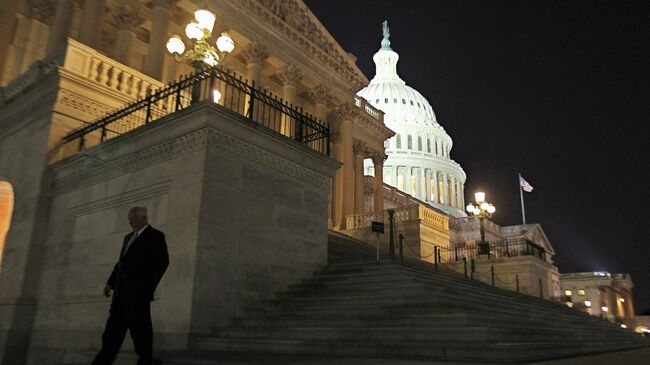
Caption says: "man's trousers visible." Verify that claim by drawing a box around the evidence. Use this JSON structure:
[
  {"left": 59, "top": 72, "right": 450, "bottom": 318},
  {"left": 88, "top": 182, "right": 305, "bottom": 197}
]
[{"left": 92, "top": 290, "right": 153, "bottom": 365}]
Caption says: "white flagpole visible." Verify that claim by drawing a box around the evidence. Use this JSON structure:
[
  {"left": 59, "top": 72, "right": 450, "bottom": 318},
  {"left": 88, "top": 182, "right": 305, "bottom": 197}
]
[{"left": 519, "top": 173, "right": 527, "bottom": 226}]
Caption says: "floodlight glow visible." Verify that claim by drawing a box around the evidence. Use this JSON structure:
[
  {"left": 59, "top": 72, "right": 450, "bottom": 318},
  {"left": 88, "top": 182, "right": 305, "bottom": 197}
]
[
  {"left": 619, "top": 298, "right": 625, "bottom": 303},
  {"left": 216, "top": 33, "right": 235, "bottom": 53},
  {"left": 194, "top": 9, "right": 215, "bottom": 33},
  {"left": 212, "top": 89, "right": 222, "bottom": 103},
  {"left": 166, "top": 35, "right": 185, "bottom": 54},
  {"left": 601, "top": 306, "right": 609, "bottom": 312},
  {"left": 584, "top": 300, "right": 592, "bottom": 307},
  {"left": 185, "top": 22, "right": 204, "bottom": 40},
  {"left": 621, "top": 324, "right": 627, "bottom": 328}
]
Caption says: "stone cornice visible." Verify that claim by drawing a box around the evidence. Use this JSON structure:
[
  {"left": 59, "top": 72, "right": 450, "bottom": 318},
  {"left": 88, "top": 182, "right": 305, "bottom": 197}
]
[
  {"left": 309, "top": 84, "right": 333, "bottom": 106},
  {"left": 241, "top": 0, "right": 366, "bottom": 90},
  {"left": 111, "top": 4, "right": 144, "bottom": 31},
  {"left": 52, "top": 123, "right": 334, "bottom": 194},
  {"left": 356, "top": 112, "right": 395, "bottom": 140},
  {"left": 241, "top": 41, "right": 270, "bottom": 64}
]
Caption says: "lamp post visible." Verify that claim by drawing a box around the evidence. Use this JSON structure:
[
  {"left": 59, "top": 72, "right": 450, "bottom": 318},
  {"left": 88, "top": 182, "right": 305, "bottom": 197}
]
[
  {"left": 165, "top": 8, "right": 235, "bottom": 103},
  {"left": 466, "top": 192, "right": 496, "bottom": 257}
]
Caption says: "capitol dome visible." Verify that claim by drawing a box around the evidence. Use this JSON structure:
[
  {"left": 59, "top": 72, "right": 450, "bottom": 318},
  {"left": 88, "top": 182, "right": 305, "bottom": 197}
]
[{"left": 357, "top": 22, "right": 467, "bottom": 217}]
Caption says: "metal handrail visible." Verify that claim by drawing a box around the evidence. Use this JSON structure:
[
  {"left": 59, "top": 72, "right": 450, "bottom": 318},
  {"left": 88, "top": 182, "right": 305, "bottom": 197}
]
[{"left": 60, "top": 65, "right": 330, "bottom": 158}]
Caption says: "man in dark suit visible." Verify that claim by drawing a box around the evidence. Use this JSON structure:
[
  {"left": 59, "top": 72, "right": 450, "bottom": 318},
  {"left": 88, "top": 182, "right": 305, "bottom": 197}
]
[{"left": 93, "top": 206, "right": 169, "bottom": 365}]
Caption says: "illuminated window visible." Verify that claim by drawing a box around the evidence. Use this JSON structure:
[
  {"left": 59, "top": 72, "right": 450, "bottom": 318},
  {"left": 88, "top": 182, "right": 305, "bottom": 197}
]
[
  {"left": 411, "top": 176, "right": 416, "bottom": 193},
  {"left": 438, "top": 179, "right": 444, "bottom": 204},
  {"left": 565, "top": 290, "right": 572, "bottom": 296},
  {"left": 397, "top": 174, "right": 404, "bottom": 190},
  {"left": 396, "top": 134, "right": 401, "bottom": 148},
  {"left": 0, "top": 181, "right": 14, "bottom": 269},
  {"left": 430, "top": 178, "right": 435, "bottom": 201},
  {"left": 577, "top": 289, "right": 585, "bottom": 296}
]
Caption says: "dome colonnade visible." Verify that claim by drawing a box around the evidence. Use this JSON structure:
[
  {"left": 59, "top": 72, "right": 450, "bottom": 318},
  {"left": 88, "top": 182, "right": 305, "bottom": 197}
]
[{"left": 357, "top": 21, "right": 466, "bottom": 217}]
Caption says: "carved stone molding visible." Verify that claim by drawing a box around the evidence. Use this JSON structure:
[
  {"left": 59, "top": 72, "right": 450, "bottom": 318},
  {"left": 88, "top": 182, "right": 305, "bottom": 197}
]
[
  {"left": 53, "top": 127, "right": 331, "bottom": 194},
  {"left": 370, "top": 151, "right": 387, "bottom": 165},
  {"left": 151, "top": 0, "right": 178, "bottom": 10},
  {"left": 32, "top": 0, "right": 56, "bottom": 23},
  {"left": 277, "top": 64, "right": 302, "bottom": 87},
  {"left": 353, "top": 139, "right": 368, "bottom": 156},
  {"left": 58, "top": 89, "right": 113, "bottom": 118},
  {"left": 242, "top": 0, "right": 365, "bottom": 90},
  {"left": 309, "top": 84, "right": 332, "bottom": 106},
  {"left": 111, "top": 4, "right": 144, "bottom": 31},
  {"left": 336, "top": 102, "right": 358, "bottom": 120},
  {"left": 329, "top": 127, "right": 341, "bottom": 144},
  {"left": 241, "top": 41, "right": 270, "bottom": 65}
]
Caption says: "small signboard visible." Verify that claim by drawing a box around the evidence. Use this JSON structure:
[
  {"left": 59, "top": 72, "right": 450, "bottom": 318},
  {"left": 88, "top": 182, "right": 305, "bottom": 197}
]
[{"left": 371, "top": 221, "right": 384, "bottom": 234}]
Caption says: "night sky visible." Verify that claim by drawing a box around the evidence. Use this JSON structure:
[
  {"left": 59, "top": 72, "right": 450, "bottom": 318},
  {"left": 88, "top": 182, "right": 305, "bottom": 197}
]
[{"left": 308, "top": 0, "right": 650, "bottom": 312}]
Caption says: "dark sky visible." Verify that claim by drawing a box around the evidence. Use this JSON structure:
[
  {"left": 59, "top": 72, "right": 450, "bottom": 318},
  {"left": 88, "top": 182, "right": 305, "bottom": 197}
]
[{"left": 308, "top": 0, "right": 650, "bottom": 312}]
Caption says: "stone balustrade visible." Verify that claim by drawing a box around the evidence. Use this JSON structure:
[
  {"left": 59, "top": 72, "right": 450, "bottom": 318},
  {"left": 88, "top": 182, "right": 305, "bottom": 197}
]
[
  {"left": 354, "top": 95, "right": 384, "bottom": 123},
  {"left": 62, "top": 39, "right": 165, "bottom": 100},
  {"left": 346, "top": 203, "right": 448, "bottom": 230}
]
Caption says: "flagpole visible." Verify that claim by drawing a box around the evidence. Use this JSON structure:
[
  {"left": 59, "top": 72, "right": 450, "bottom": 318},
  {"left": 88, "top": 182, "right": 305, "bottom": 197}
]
[{"left": 519, "top": 173, "right": 527, "bottom": 226}]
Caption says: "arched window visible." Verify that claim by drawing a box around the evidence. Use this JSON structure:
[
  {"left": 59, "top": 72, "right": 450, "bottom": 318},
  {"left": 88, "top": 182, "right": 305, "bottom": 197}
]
[
  {"left": 0, "top": 181, "right": 14, "bottom": 268},
  {"left": 427, "top": 138, "right": 431, "bottom": 153},
  {"left": 417, "top": 136, "right": 422, "bottom": 151},
  {"left": 396, "top": 134, "right": 402, "bottom": 148},
  {"left": 407, "top": 135, "right": 412, "bottom": 149}
]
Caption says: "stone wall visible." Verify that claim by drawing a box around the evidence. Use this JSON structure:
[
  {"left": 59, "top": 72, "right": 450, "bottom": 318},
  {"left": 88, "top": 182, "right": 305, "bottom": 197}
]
[{"left": 0, "top": 101, "right": 338, "bottom": 363}]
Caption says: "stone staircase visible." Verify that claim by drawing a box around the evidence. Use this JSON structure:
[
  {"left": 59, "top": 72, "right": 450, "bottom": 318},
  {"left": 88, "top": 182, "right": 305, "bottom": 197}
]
[{"left": 108, "top": 232, "right": 648, "bottom": 364}]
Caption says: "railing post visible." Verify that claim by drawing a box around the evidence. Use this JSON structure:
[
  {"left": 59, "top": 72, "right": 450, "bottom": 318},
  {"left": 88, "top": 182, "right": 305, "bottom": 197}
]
[
  {"left": 247, "top": 80, "right": 255, "bottom": 119},
  {"left": 175, "top": 81, "right": 182, "bottom": 112},
  {"left": 100, "top": 125, "right": 107, "bottom": 142},
  {"left": 434, "top": 246, "right": 438, "bottom": 271},
  {"left": 539, "top": 278, "right": 543, "bottom": 298},
  {"left": 145, "top": 90, "right": 152, "bottom": 123},
  {"left": 78, "top": 135, "right": 85, "bottom": 151},
  {"left": 463, "top": 257, "right": 467, "bottom": 279},
  {"left": 516, "top": 274, "right": 520, "bottom": 293},
  {"left": 388, "top": 209, "right": 395, "bottom": 259},
  {"left": 470, "top": 259, "right": 475, "bottom": 280},
  {"left": 491, "top": 265, "right": 495, "bottom": 287},
  {"left": 398, "top": 233, "right": 404, "bottom": 264}
]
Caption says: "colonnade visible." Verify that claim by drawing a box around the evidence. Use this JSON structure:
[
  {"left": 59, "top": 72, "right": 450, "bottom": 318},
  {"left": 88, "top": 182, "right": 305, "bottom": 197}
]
[{"left": 383, "top": 166, "right": 464, "bottom": 209}]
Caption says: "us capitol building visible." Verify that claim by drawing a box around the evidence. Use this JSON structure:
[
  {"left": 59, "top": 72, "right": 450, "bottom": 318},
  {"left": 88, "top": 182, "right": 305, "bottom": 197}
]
[
  {"left": 357, "top": 22, "right": 466, "bottom": 218},
  {"left": 0, "top": 0, "right": 640, "bottom": 363}
]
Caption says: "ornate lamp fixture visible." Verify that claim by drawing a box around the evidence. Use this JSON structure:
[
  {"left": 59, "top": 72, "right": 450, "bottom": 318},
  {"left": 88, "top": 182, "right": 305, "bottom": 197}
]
[
  {"left": 166, "top": 9, "right": 234, "bottom": 68},
  {"left": 466, "top": 192, "right": 496, "bottom": 256},
  {"left": 166, "top": 8, "right": 234, "bottom": 102}
]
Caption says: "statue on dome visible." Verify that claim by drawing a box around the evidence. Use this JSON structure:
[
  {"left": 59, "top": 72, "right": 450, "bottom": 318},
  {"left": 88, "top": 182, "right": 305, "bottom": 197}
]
[{"left": 381, "top": 20, "right": 392, "bottom": 50}]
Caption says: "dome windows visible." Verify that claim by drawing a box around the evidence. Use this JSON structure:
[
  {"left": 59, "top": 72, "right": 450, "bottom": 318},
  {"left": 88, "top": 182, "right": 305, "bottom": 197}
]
[
  {"left": 385, "top": 98, "right": 389, "bottom": 103},
  {"left": 396, "top": 134, "right": 402, "bottom": 148},
  {"left": 427, "top": 139, "right": 431, "bottom": 153},
  {"left": 417, "top": 136, "right": 422, "bottom": 151},
  {"left": 393, "top": 98, "right": 397, "bottom": 103},
  {"left": 402, "top": 99, "right": 406, "bottom": 104},
  {"left": 407, "top": 135, "right": 413, "bottom": 149}
]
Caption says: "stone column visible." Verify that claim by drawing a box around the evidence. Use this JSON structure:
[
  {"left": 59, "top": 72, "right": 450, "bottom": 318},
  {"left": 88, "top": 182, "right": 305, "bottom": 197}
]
[
  {"left": 337, "top": 104, "right": 356, "bottom": 227},
  {"left": 371, "top": 152, "right": 386, "bottom": 213},
  {"left": 353, "top": 140, "right": 367, "bottom": 215},
  {"left": 78, "top": 0, "right": 106, "bottom": 48},
  {"left": 278, "top": 64, "right": 302, "bottom": 137},
  {"left": 451, "top": 176, "right": 457, "bottom": 208},
  {"left": 47, "top": 0, "right": 75, "bottom": 52},
  {"left": 413, "top": 167, "right": 421, "bottom": 199},
  {"left": 0, "top": 0, "right": 21, "bottom": 80},
  {"left": 442, "top": 173, "right": 449, "bottom": 205},
  {"left": 330, "top": 127, "right": 343, "bottom": 229},
  {"left": 143, "top": 0, "right": 176, "bottom": 79},
  {"left": 241, "top": 41, "right": 269, "bottom": 86},
  {"left": 111, "top": 4, "right": 144, "bottom": 67}
]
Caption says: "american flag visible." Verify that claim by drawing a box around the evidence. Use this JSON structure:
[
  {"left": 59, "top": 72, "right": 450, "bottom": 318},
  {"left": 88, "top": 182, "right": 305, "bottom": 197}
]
[{"left": 520, "top": 176, "right": 534, "bottom": 192}]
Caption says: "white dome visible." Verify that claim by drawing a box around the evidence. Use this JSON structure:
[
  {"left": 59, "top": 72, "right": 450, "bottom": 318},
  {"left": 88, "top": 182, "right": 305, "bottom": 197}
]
[{"left": 357, "top": 22, "right": 467, "bottom": 218}]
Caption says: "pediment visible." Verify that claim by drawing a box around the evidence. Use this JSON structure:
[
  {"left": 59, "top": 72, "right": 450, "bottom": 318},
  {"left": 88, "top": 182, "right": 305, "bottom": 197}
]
[{"left": 522, "top": 224, "right": 555, "bottom": 255}]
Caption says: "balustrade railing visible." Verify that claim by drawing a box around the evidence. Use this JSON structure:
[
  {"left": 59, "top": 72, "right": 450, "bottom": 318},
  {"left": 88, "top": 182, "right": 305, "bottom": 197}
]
[
  {"left": 59, "top": 65, "right": 330, "bottom": 159},
  {"left": 345, "top": 203, "right": 448, "bottom": 230},
  {"left": 354, "top": 95, "right": 384, "bottom": 123},
  {"left": 448, "top": 238, "right": 548, "bottom": 262}
]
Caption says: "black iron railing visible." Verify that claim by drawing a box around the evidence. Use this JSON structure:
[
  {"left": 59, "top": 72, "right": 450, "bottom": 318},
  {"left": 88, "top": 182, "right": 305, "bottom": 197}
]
[
  {"left": 446, "top": 238, "right": 548, "bottom": 262},
  {"left": 60, "top": 66, "right": 330, "bottom": 158}
]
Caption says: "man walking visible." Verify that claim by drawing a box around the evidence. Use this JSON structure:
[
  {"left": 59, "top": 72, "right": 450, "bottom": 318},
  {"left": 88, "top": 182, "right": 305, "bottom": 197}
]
[{"left": 93, "top": 206, "right": 169, "bottom": 365}]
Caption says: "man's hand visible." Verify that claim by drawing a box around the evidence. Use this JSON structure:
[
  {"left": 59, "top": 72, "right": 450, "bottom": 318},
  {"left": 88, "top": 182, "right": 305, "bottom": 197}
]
[{"left": 103, "top": 284, "right": 112, "bottom": 297}]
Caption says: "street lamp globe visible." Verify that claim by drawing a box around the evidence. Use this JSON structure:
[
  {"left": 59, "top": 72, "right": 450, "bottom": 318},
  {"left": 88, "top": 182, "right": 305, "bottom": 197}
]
[
  {"left": 216, "top": 33, "right": 235, "bottom": 53},
  {"left": 185, "top": 22, "right": 205, "bottom": 40},
  {"left": 466, "top": 203, "right": 475, "bottom": 213},
  {"left": 475, "top": 191, "right": 485, "bottom": 203},
  {"left": 487, "top": 205, "right": 496, "bottom": 214},
  {"left": 166, "top": 36, "right": 185, "bottom": 55},
  {"left": 480, "top": 202, "right": 490, "bottom": 211},
  {"left": 194, "top": 9, "right": 216, "bottom": 33}
]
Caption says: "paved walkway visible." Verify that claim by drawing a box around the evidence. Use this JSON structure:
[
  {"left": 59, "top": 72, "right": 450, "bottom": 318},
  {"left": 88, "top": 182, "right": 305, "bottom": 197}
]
[{"left": 107, "top": 346, "right": 650, "bottom": 365}]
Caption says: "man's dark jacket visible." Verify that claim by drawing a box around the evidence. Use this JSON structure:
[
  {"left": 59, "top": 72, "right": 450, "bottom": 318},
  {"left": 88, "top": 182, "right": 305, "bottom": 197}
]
[{"left": 107, "top": 226, "right": 169, "bottom": 302}]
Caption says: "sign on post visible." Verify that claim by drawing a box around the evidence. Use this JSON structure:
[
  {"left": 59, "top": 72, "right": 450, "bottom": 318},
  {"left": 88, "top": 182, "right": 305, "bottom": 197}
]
[{"left": 371, "top": 221, "right": 384, "bottom": 234}]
